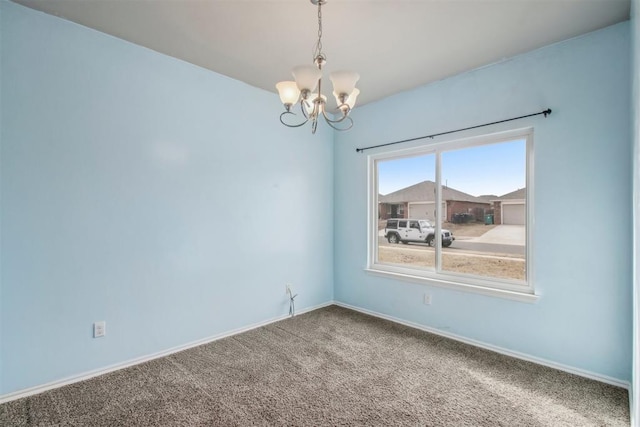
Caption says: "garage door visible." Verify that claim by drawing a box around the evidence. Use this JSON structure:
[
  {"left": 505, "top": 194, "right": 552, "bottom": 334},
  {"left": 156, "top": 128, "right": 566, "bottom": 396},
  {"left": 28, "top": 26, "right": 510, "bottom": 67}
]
[
  {"left": 409, "top": 202, "right": 446, "bottom": 222},
  {"left": 502, "top": 203, "right": 525, "bottom": 225}
]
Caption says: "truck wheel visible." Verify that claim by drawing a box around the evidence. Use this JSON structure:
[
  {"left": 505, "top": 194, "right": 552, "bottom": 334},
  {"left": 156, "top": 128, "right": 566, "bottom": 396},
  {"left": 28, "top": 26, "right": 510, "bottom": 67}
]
[
  {"left": 443, "top": 241, "right": 452, "bottom": 248},
  {"left": 388, "top": 233, "right": 399, "bottom": 244},
  {"left": 426, "top": 235, "right": 434, "bottom": 247}
]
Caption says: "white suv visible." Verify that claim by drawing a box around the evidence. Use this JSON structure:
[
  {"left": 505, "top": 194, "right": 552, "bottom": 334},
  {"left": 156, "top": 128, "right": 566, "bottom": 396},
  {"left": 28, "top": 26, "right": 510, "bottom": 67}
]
[{"left": 385, "top": 219, "right": 455, "bottom": 247}]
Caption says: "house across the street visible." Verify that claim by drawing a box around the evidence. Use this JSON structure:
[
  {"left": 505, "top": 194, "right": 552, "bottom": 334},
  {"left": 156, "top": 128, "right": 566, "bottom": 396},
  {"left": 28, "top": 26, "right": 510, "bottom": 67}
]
[
  {"left": 379, "top": 180, "right": 525, "bottom": 225},
  {"left": 378, "top": 180, "right": 493, "bottom": 223},
  {"left": 491, "top": 188, "right": 526, "bottom": 225}
]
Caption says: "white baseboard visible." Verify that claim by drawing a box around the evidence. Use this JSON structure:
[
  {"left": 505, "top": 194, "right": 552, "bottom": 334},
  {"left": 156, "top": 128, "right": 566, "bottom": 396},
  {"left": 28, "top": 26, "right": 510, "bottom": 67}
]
[
  {"left": 2, "top": 299, "right": 628, "bottom": 404},
  {"left": 334, "top": 301, "right": 630, "bottom": 390},
  {"left": 0, "top": 301, "right": 333, "bottom": 404}
]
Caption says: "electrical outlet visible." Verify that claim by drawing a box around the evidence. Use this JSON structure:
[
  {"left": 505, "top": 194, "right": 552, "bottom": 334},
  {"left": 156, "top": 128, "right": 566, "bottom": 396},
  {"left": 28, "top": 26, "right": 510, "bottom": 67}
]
[
  {"left": 93, "top": 321, "right": 106, "bottom": 338},
  {"left": 423, "top": 294, "right": 432, "bottom": 305}
]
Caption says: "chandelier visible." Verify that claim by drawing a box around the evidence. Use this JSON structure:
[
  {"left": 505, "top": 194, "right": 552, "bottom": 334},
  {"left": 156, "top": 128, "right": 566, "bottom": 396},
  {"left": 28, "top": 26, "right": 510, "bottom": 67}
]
[{"left": 276, "top": 0, "right": 360, "bottom": 134}]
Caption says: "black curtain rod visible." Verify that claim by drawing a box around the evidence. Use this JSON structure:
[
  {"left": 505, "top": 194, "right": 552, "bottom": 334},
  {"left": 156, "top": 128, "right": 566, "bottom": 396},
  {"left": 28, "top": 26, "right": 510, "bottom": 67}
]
[{"left": 355, "top": 108, "right": 552, "bottom": 153}]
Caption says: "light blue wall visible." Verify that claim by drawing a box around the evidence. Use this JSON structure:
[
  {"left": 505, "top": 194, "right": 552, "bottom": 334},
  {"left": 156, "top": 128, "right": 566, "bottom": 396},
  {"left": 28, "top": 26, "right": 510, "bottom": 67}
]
[
  {"left": 0, "top": 0, "right": 333, "bottom": 395},
  {"left": 0, "top": 0, "right": 4, "bottom": 394},
  {"left": 0, "top": 0, "right": 634, "bottom": 399},
  {"left": 334, "top": 23, "right": 632, "bottom": 382},
  {"left": 631, "top": 0, "right": 639, "bottom": 422}
]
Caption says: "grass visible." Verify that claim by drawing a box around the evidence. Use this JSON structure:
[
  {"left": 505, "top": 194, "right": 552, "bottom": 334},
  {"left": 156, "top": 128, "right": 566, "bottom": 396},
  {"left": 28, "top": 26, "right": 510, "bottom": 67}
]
[
  {"left": 442, "top": 221, "right": 497, "bottom": 237},
  {"left": 378, "top": 246, "right": 525, "bottom": 281}
]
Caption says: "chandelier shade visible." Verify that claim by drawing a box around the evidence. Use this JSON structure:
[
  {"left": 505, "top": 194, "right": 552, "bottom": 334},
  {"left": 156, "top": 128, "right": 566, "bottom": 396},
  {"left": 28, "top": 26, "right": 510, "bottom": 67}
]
[
  {"left": 276, "top": 81, "right": 301, "bottom": 106},
  {"left": 276, "top": 0, "right": 360, "bottom": 134},
  {"left": 292, "top": 65, "right": 322, "bottom": 93},
  {"left": 347, "top": 88, "right": 360, "bottom": 109},
  {"left": 334, "top": 87, "right": 360, "bottom": 111},
  {"left": 329, "top": 71, "right": 360, "bottom": 99},
  {"left": 304, "top": 93, "right": 327, "bottom": 115}
]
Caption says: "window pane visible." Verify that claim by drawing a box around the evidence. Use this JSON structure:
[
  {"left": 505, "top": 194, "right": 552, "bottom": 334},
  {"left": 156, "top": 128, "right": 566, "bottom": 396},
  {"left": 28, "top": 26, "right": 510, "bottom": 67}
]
[
  {"left": 377, "top": 153, "right": 436, "bottom": 270},
  {"left": 440, "top": 139, "right": 526, "bottom": 282}
]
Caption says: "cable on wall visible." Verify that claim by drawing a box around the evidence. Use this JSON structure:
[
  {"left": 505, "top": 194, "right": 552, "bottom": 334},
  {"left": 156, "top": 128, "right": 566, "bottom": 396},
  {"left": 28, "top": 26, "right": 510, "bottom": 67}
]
[
  {"left": 287, "top": 287, "right": 298, "bottom": 317},
  {"left": 355, "top": 108, "right": 552, "bottom": 153}
]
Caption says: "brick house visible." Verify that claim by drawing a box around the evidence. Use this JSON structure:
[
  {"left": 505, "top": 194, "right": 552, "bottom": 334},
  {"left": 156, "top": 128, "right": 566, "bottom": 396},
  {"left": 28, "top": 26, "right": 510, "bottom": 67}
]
[
  {"left": 491, "top": 188, "right": 526, "bottom": 225},
  {"left": 378, "top": 180, "right": 492, "bottom": 223}
]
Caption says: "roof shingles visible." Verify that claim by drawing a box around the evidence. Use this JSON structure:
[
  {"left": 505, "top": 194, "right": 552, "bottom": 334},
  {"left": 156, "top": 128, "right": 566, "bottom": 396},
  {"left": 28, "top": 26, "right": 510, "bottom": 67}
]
[{"left": 379, "top": 180, "right": 485, "bottom": 203}]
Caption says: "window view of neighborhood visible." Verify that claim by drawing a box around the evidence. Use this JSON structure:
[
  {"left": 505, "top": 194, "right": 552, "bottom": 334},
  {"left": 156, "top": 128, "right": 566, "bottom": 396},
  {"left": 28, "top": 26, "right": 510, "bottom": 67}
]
[{"left": 376, "top": 138, "right": 527, "bottom": 284}]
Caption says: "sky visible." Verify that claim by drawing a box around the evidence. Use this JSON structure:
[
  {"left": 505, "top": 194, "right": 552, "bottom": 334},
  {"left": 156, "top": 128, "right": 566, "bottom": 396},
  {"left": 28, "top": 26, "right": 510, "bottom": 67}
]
[{"left": 378, "top": 138, "right": 526, "bottom": 197}]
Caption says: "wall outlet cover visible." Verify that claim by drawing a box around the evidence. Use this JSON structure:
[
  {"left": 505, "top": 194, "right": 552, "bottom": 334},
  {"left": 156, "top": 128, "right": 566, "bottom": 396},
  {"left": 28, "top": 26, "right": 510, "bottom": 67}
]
[{"left": 93, "top": 321, "right": 106, "bottom": 338}]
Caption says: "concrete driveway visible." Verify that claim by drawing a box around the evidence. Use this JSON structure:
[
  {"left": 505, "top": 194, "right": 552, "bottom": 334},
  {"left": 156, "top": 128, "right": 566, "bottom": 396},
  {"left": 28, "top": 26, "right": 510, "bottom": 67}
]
[{"left": 470, "top": 225, "right": 525, "bottom": 246}]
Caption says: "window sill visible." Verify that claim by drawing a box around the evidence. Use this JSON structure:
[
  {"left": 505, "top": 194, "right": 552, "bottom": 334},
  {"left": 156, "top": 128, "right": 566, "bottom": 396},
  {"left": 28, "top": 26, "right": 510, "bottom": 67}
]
[{"left": 364, "top": 267, "right": 539, "bottom": 303}]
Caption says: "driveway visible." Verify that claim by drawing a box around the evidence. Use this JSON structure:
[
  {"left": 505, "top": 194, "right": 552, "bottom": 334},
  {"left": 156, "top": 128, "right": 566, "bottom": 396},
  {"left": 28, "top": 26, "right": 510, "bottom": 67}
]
[{"left": 470, "top": 225, "right": 525, "bottom": 246}]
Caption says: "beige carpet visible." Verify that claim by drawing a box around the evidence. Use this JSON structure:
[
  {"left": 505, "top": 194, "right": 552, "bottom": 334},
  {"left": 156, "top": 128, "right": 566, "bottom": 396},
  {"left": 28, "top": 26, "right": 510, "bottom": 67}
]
[{"left": 0, "top": 305, "right": 629, "bottom": 426}]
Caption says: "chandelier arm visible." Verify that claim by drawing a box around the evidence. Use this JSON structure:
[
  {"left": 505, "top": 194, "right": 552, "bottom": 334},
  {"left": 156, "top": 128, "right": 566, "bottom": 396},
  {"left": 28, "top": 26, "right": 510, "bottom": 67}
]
[
  {"left": 312, "top": 99, "right": 322, "bottom": 119},
  {"left": 321, "top": 109, "right": 350, "bottom": 124},
  {"left": 300, "top": 99, "right": 313, "bottom": 120},
  {"left": 280, "top": 111, "right": 310, "bottom": 128},
  {"left": 322, "top": 114, "right": 353, "bottom": 132}
]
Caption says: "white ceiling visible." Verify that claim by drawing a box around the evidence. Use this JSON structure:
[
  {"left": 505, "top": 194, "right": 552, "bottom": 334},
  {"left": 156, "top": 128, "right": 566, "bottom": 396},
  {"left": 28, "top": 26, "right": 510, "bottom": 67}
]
[{"left": 13, "top": 0, "right": 631, "bottom": 109}]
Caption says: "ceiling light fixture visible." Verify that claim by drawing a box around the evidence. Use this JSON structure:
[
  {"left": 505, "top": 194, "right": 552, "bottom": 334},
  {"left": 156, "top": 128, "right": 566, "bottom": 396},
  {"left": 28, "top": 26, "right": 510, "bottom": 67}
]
[{"left": 276, "top": 0, "right": 360, "bottom": 134}]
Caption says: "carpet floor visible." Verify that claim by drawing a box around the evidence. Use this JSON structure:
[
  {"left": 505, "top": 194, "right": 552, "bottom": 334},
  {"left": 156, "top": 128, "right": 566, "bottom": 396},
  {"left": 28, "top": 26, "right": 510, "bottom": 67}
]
[{"left": 0, "top": 305, "right": 630, "bottom": 426}]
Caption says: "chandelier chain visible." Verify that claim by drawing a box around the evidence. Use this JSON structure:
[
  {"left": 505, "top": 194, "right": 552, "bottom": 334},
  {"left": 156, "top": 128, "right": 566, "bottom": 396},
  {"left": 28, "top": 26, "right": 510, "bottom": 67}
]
[{"left": 313, "top": 2, "right": 325, "bottom": 62}]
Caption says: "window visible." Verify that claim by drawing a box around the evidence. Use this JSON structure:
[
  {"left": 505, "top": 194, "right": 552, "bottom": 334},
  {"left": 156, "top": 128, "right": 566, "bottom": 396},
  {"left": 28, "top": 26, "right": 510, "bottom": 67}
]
[{"left": 368, "top": 128, "right": 535, "bottom": 301}]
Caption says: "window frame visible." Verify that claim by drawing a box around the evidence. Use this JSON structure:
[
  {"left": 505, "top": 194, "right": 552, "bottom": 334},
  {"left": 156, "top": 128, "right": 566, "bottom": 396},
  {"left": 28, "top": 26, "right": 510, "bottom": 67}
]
[{"left": 366, "top": 127, "right": 537, "bottom": 302}]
